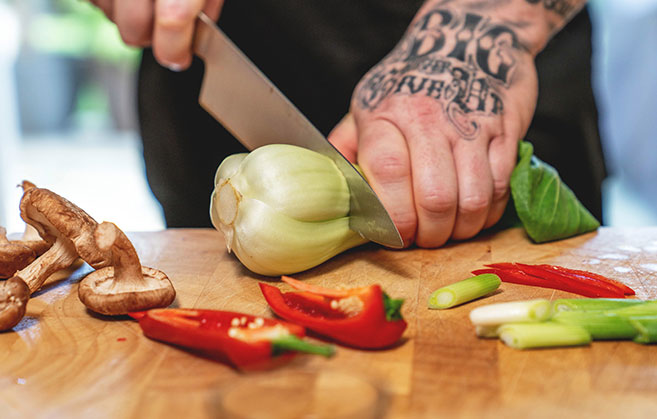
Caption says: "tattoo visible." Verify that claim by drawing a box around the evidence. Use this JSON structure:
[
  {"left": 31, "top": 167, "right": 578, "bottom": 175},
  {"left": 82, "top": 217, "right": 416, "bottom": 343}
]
[
  {"left": 357, "top": 8, "right": 521, "bottom": 139},
  {"left": 524, "top": 0, "right": 576, "bottom": 18}
]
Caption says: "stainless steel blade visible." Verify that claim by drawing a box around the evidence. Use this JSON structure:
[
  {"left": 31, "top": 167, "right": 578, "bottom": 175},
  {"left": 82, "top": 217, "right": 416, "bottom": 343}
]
[{"left": 193, "top": 13, "right": 403, "bottom": 248}]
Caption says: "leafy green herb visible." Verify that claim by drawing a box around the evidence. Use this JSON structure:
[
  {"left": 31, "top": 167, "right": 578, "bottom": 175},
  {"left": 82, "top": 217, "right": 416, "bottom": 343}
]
[{"left": 509, "top": 141, "right": 600, "bottom": 243}]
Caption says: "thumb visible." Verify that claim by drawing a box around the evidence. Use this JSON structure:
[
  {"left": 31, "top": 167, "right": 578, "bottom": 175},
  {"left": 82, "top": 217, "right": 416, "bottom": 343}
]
[{"left": 328, "top": 113, "right": 358, "bottom": 163}]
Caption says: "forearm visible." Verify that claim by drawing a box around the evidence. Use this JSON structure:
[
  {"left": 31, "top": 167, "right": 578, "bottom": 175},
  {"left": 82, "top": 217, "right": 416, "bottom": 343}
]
[{"left": 413, "top": 0, "right": 588, "bottom": 57}]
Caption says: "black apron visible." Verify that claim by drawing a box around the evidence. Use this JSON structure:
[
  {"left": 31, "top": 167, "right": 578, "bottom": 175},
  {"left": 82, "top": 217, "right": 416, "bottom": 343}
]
[{"left": 138, "top": 2, "right": 605, "bottom": 227}]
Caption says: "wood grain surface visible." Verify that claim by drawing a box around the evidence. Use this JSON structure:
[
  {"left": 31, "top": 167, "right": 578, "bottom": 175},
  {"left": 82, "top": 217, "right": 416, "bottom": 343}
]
[{"left": 1, "top": 227, "right": 657, "bottom": 418}]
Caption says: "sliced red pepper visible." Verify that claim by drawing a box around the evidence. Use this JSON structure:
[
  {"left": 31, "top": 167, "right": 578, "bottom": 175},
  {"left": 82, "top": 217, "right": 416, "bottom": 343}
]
[
  {"left": 478, "top": 263, "right": 630, "bottom": 298},
  {"left": 260, "top": 277, "right": 407, "bottom": 349},
  {"left": 472, "top": 267, "right": 555, "bottom": 289},
  {"left": 131, "top": 308, "right": 334, "bottom": 370},
  {"left": 536, "top": 264, "right": 635, "bottom": 296},
  {"left": 514, "top": 263, "right": 624, "bottom": 298}
]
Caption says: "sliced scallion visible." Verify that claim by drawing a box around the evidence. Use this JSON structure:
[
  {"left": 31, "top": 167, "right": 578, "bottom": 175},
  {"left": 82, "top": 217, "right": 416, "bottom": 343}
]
[
  {"left": 552, "top": 298, "right": 646, "bottom": 313},
  {"left": 552, "top": 310, "right": 637, "bottom": 340},
  {"left": 498, "top": 322, "right": 591, "bottom": 349},
  {"left": 469, "top": 299, "right": 551, "bottom": 326},
  {"left": 629, "top": 316, "right": 657, "bottom": 344},
  {"left": 610, "top": 301, "right": 657, "bottom": 316},
  {"left": 428, "top": 273, "right": 501, "bottom": 309}
]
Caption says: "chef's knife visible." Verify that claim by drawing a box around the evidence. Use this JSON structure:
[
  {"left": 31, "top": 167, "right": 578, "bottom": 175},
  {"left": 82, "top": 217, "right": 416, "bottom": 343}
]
[{"left": 193, "top": 13, "right": 403, "bottom": 248}]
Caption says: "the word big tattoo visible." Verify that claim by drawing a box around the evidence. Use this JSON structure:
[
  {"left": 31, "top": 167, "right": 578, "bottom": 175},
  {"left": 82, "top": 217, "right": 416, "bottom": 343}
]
[{"left": 357, "top": 9, "right": 522, "bottom": 139}]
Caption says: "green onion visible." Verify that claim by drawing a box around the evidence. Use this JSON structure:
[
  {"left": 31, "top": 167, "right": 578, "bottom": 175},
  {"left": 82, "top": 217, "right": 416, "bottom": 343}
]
[
  {"left": 629, "top": 316, "right": 657, "bottom": 344},
  {"left": 552, "top": 298, "right": 646, "bottom": 313},
  {"left": 469, "top": 299, "right": 551, "bottom": 326},
  {"left": 428, "top": 273, "right": 501, "bottom": 309},
  {"left": 498, "top": 322, "right": 591, "bottom": 349},
  {"left": 552, "top": 310, "right": 637, "bottom": 340},
  {"left": 610, "top": 301, "right": 657, "bottom": 316}
]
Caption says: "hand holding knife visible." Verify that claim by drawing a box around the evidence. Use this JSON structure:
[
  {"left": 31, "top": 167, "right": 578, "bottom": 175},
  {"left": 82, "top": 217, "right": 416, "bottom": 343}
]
[{"left": 192, "top": 13, "right": 403, "bottom": 248}]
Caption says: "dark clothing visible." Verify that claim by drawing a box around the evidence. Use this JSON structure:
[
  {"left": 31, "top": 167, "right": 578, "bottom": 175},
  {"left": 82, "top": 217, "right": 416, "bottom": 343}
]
[
  {"left": 138, "top": 3, "right": 605, "bottom": 228},
  {"left": 528, "top": 9, "right": 605, "bottom": 221}
]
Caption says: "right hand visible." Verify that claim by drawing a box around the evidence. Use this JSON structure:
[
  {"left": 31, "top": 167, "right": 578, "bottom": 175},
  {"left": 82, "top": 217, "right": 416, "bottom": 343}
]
[{"left": 90, "top": 0, "right": 224, "bottom": 70}]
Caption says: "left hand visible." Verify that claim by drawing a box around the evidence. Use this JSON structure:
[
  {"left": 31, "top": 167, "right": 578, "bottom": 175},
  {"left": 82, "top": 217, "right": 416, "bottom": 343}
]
[
  {"left": 329, "top": 7, "right": 538, "bottom": 248},
  {"left": 90, "top": 0, "right": 224, "bottom": 70}
]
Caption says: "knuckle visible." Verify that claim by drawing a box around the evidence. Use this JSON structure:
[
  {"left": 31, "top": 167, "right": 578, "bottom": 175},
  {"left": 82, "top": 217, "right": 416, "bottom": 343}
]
[
  {"left": 366, "top": 152, "right": 410, "bottom": 184},
  {"left": 416, "top": 191, "right": 456, "bottom": 217},
  {"left": 458, "top": 193, "right": 490, "bottom": 216},
  {"left": 492, "top": 178, "right": 510, "bottom": 201}
]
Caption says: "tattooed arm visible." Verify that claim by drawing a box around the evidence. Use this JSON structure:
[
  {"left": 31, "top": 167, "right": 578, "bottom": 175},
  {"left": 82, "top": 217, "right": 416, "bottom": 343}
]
[{"left": 329, "top": 0, "right": 587, "bottom": 248}]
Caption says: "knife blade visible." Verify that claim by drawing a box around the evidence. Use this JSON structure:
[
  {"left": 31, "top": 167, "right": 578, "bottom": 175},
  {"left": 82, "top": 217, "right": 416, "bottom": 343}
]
[{"left": 192, "top": 13, "right": 403, "bottom": 248}]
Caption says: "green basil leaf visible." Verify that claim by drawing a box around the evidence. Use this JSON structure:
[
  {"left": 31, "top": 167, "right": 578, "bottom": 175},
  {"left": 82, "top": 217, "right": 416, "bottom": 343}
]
[{"left": 510, "top": 141, "right": 600, "bottom": 243}]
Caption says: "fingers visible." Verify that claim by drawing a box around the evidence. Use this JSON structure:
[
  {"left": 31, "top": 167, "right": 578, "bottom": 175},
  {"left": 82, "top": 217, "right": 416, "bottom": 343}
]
[
  {"left": 153, "top": 0, "right": 207, "bottom": 70},
  {"left": 485, "top": 126, "right": 522, "bottom": 229},
  {"left": 203, "top": 0, "right": 225, "bottom": 21},
  {"left": 357, "top": 118, "right": 417, "bottom": 247},
  {"left": 328, "top": 114, "right": 358, "bottom": 163},
  {"left": 450, "top": 138, "right": 494, "bottom": 240},
  {"left": 114, "top": 0, "right": 154, "bottom": 46},
  {"left": 407, "top": 132, "right": 457, "bottom": 248},
  {"left": 90, "top": 0, "right": 114, "bottom": 19},
  {"left": 92, "top": 0, "right": 226, "bottom": 70}
]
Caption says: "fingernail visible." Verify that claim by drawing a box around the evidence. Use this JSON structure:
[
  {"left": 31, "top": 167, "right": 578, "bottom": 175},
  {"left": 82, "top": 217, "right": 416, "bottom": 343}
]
[{"left": 165, "top": 62, "right": 184, "bottom": 72}]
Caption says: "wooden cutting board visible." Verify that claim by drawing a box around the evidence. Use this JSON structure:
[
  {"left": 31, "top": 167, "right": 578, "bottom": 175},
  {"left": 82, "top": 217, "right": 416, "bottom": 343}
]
[{"left": 1, "top": 227, "right": 657, "bottom": 418}]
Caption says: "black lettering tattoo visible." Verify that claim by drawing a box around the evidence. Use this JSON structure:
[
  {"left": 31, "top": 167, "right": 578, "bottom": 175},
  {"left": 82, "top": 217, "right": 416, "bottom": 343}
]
[{"left": 357, "top": 8, "right": 522, "bottom": 139}]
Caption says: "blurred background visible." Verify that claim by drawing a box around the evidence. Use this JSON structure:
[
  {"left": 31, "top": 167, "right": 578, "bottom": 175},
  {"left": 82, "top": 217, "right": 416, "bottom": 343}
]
[{"left": 0, "top": 0, "right": 656, "bottom": 234}]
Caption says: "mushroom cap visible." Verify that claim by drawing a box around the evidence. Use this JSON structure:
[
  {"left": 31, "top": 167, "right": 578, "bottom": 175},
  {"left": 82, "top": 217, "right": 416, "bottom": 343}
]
[
  {"left": 0, "top": 227, "right": 37, "bottom": 279},
  {"left": 78, "top": 266, "right": 176, "bottom": 315},
  {"left": 19, "top": 182, "right": 110, "bottom": 269},
  {"left": 0, "top": 276, "right": 30, "bottom": 331}
]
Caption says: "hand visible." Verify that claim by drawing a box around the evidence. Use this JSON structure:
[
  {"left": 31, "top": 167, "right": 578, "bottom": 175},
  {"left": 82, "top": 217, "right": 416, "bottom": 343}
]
[
  {"left": 90, "top": 0, "right": 224, "bottom": 70},
  {"left": 329, "top": 7, "right": 538, "bottom": 248}
]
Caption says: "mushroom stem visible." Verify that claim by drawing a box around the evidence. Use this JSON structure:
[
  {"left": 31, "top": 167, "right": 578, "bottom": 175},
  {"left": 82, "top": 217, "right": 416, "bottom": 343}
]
[
  {"left": 15, "top": 238, "right": 78, "bottom": 293},
  {"left": 20, "top": 223, "right": 51, "bottom": 256},
  {"left": 94, "top": 222, "right": 143, "bottom": 283},
  {"left": 78, "top": 222, "right": 175, "bottom": 315}
]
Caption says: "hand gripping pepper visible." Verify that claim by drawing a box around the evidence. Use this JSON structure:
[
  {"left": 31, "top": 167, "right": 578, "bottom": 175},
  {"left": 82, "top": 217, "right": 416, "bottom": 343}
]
[
  {"left": 259, "top": 276, "right": 407, "bottom": 349},
  {"left": 130, "top": 308, "right": 334, "bottom": 370}
]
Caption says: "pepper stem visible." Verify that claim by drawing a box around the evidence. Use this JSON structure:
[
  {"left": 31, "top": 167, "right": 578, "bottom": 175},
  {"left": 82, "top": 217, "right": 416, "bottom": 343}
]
[{"left": 271, "top": 335, "right": 335, "bottom": 358}]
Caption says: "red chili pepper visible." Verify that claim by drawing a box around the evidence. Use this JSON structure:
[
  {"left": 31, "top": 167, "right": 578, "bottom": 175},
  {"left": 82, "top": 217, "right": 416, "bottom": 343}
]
[
  {"left": 472, "top": 267, "right": 555, "bottom": 289},
  {"left": 130, "top": 308, "right": 334, "bottom": 370},
  {"left": 513, "top": 263, "right": 625, "bottom": 298},
  {"left": 259, "top": 276, "right": 407, "bottom": 349},
  {"left": 536, "top": 264, "right": 635, "bottom": 296},
  {"left": 477, "top": 262, "right": 633, "bottom": 298}
]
